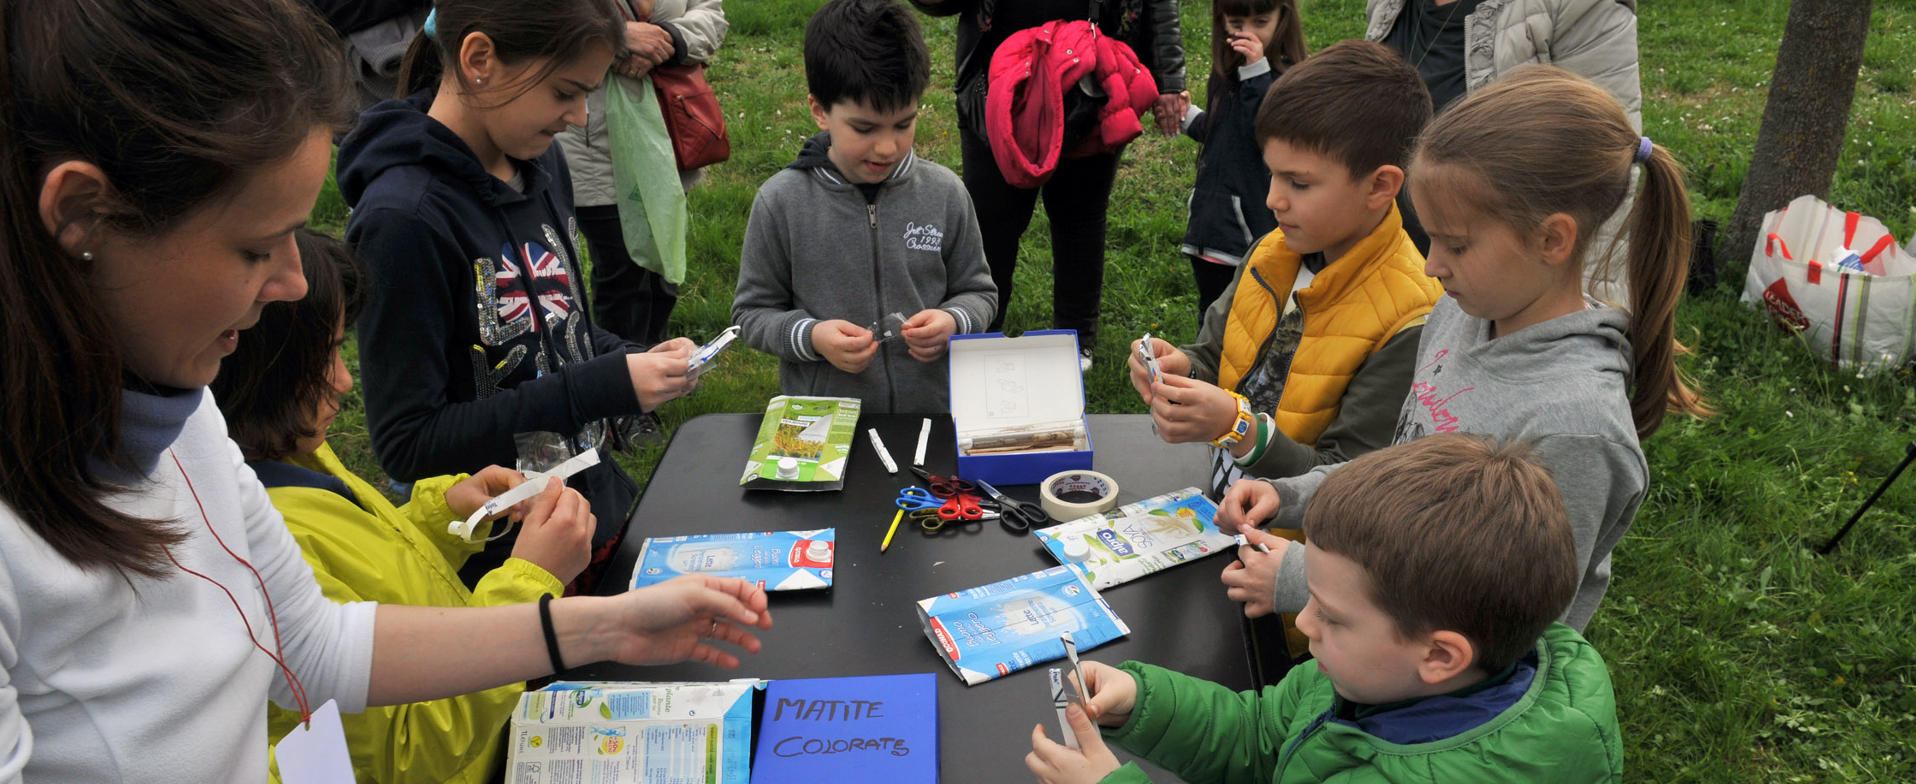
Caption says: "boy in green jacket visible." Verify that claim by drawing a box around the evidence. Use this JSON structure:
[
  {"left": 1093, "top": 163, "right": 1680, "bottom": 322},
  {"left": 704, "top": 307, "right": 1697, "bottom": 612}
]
[{"left": 1026, "top": 433, "right": 1623, "bottom": 783}]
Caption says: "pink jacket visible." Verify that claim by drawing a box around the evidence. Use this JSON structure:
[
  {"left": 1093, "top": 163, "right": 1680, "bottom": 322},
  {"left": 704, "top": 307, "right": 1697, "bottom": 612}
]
[{"left": 984, "top": 19, "right": 1158, "bottom": 189}]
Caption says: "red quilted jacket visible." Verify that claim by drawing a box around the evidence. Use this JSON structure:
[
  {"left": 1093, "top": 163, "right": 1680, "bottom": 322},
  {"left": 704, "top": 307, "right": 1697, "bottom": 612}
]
[{"left": 984, "top": 19, "right": 1158, "bottom": 189}]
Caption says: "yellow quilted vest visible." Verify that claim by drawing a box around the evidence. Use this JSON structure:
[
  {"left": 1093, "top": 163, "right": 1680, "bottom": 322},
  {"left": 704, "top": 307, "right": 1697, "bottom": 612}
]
[
  {"left": 1215, "top": 205, "right": 1443, "bottom": 660},
  {"left": 1216, "top": 204, "right": 1443, "bottom": 446}
]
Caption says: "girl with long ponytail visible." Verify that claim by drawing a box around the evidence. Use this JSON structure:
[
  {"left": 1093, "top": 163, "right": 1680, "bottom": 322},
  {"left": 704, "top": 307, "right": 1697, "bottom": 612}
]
[{"left": 1217, "top": 66, "right": 1709, "bottom": 635}]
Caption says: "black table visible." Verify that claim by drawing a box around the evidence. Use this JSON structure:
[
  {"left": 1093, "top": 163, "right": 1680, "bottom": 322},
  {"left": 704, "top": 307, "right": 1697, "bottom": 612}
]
[{"left": 583, "top": 414, "right": 1253, "bottom": 782}]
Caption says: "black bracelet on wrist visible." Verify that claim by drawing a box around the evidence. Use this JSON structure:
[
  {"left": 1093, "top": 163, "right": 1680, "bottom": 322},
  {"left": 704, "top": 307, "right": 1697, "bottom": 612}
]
[{"left": 538, "top": 594, "right": 567, "bottom": 675}]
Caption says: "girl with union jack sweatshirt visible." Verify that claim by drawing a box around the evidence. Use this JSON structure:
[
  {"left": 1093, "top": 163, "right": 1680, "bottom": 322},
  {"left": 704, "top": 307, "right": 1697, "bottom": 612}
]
[{"left": 340, "top": 0, "right": 696, "bottom": 590}]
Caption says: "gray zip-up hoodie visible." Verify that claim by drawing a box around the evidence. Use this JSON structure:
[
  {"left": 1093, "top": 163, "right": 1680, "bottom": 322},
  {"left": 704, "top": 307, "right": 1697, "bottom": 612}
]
[
  {"left": 1264, "top": 296, "right": 1646, "bottom": 631},
  {"left": 733, "top": 133, "right": 997, "bottom": 413}
]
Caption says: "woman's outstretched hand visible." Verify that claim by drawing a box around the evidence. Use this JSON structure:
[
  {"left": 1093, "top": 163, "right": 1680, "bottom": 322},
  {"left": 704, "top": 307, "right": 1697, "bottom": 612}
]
[{"left": 602, "top": 575, "right": 775, "bottom": 669}]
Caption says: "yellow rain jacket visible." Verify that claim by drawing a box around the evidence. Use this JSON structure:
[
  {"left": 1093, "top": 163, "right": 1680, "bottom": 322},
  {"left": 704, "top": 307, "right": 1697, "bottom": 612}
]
[{"left": 262, "top": 442, "right": 562, "bottom": 784}]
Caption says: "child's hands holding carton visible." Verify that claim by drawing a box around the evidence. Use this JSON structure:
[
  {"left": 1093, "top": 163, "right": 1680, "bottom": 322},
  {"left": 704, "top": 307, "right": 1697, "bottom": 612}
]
[
  {"left": 507, "top": 476, "right": 597, "bottom": 584},
  {"left": 445, "top": 468, "right": 596, "bottom": 583},
  {"left": 1076, "top": 661, "right": 1137, "bottom": 727},
  {"left": 812, "top": 319, "right": 878, "bottom": 373},
  {"left": 444, "top": 465, "right": 531, "bottom": 526},
  {"left": 1221, "top": 527, "right": 1294, "bottom": 619},
  {"left": 1027, "top": 663, "right": 1136, "bottom": 783},
  {"left": 1027, "top": 703, "right": 1121, "bottom": 784},
  {"left": 899, "top": 308, "right": 957, "bottom": 362},
  {"left": 1126, "top": 338, "right": 1188, "bottom": 402},
  {"left": 1216, "top": 477, "right": 1280, "bottom": 534},
  {"left": 1146, "top": 375, "right": 1250, "bottom": 454},
  {"left": 628, "top": 338, "right": 698, "bottom": 411}
]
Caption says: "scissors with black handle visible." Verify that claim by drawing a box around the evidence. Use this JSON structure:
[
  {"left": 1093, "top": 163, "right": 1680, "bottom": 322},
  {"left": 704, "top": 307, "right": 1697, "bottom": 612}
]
[{"left": 973, "top": 479, "right": 1049, "bottom": 535}]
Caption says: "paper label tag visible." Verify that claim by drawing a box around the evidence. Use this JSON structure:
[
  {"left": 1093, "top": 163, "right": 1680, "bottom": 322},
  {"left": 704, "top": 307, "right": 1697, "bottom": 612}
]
[{"left": 274, "top": 699, "right": 354, "bottom": 784}]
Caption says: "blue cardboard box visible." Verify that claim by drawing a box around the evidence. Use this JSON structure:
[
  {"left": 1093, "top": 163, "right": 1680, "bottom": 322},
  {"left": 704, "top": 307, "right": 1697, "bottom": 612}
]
[{"left": 948, "top": 330, "right": 1093, "bottom": 485}]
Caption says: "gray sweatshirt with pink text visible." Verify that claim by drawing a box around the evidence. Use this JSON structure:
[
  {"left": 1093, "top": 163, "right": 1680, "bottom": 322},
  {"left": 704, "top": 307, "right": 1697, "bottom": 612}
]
[{"left": 1263, "top": 296, "right": 1646, "bottom": 631}]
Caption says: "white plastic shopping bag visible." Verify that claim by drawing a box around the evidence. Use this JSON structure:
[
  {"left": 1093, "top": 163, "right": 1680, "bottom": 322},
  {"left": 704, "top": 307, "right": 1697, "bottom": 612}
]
[{"left": 1741, "top": 194, "right": 1916, "bottom": 372}]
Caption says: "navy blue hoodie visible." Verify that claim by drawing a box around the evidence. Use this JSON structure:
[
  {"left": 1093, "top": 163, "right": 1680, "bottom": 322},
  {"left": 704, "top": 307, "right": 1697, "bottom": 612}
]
[
  {"left": 1181, "top": 59, "right": 1281, "bottom": 266},
  {"left": 338, "top": 92, "right": 639, "bottom": 583}
]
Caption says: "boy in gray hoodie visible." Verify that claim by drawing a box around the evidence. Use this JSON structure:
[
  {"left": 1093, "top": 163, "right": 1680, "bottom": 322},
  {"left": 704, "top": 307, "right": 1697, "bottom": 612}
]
[{"left": 732, "top": 0, "right": 996, "bottom": 413}]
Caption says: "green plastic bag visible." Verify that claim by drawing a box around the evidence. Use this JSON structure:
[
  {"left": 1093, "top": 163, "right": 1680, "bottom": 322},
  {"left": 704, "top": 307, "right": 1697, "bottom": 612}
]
[{"left": 605, "top": 73, "right": 688, "bottom": 285}]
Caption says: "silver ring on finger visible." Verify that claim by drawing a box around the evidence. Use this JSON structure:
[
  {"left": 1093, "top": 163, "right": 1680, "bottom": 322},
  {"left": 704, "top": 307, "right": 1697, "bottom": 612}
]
[{"left": 709, "top": 619, "right": 719, "bottom": 638}]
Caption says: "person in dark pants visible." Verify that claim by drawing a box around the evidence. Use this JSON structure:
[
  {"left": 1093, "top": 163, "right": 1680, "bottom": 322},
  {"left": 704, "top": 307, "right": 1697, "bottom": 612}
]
[
  {"left": 559, "top": 0, "right": 730, "bottom": 348},
  {"left": 912, "top": 0, "right": 1186, "bottom": 370},
  {"left": 575, "top": 205, "right": 681, "bottom": 344}
]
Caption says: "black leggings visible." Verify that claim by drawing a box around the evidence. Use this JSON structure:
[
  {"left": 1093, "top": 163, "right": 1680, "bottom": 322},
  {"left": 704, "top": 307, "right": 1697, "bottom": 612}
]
[
  {"left": 1189, "top": 255, "right": 1237, "bottom": 326},
  {"left": 960, "top": 129, "right": 1122, "bottom": 350},
  {"left": 576, "top": 203, "right": 678, "bottom": 346}
]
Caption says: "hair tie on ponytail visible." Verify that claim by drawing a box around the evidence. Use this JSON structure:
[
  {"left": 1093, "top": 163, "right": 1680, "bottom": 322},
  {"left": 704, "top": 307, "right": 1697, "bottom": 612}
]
[
  {"left": 423, "top": 8, "right": 438, "bottom": 40},
  {"left": 1633, "top": 136, "right": 1653, "bottom": 165}
]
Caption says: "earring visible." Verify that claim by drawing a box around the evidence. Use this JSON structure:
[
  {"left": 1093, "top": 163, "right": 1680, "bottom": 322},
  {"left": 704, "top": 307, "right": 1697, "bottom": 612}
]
[
  {"left": 81, "top": 251, "right": 93, "bottom": 261},
  {"left": 476, "top": 77, "right": 485, "bottom": 85}
]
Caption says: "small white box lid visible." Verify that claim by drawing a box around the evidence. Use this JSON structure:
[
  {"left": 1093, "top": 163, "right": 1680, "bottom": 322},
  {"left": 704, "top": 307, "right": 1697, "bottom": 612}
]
[{"left": 948, "top": 332, "right": 1085, "bottom": 435}]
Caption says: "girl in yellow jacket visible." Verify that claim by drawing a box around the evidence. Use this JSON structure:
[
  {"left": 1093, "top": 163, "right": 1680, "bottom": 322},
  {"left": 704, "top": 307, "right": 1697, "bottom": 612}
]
[{"left": 213, "top": 229, "right": 596, "bottom": 783}]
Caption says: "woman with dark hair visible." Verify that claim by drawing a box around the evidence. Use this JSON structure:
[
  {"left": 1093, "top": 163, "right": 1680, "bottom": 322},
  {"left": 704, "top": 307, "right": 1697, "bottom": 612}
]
[
  {"left": 213, "top": 231, "right": 593, "bottom": 783},
  {"left": 343, "top": 0, "right": 702, "bottom": 591},
  {"left": 0, "top": 1, "right": 769, "bottom": 778},
  {"left": 909, "top": 0, "right": 1187, "bottom": 371}
]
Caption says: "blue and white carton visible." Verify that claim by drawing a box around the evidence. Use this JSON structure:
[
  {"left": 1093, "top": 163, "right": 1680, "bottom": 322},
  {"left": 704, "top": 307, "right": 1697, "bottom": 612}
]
[
  {"left": 948, "top": 331, "right": 1094, "bottom": 486},
  {"left": 915, "top": 564, "right": 1129, "bottom": 685},
  {"left": 630, "top": 529, "right": 835, "bottom": 591}
]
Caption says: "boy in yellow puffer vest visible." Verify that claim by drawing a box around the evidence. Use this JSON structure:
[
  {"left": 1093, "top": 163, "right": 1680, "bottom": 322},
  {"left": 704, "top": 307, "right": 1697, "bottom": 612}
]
[
  {"left": 1130, "top": 40, "right": 1442, "bottom": 502},
  {"left": 1129, "top": 41, "right": 1443, "bottom": 666}
]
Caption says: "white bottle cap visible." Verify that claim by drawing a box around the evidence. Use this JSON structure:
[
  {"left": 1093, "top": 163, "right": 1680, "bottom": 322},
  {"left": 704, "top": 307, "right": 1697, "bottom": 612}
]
[
  {"left": 1061, "top": 537, "right": 1091, "bottom": 562},
  {"left": 776, "top": 456, "right": 800, "bottom": 479},
  {"left": 806, "top": 540, "right": 832, "bottom": 562}
]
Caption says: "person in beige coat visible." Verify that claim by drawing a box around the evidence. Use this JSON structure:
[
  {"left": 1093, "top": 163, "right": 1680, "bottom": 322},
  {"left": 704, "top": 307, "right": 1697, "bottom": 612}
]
[
  {"left": 559, "top": 0, "right": 729, "bottom": 347},
  {"left": 1368, "top": 0, "right": 1640, "bottom": 305}
]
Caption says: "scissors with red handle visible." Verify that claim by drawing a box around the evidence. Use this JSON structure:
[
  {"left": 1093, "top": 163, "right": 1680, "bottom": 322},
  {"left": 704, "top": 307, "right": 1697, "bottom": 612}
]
[{"left": 896, "top": 486, "right": 986, "bottom": 522}]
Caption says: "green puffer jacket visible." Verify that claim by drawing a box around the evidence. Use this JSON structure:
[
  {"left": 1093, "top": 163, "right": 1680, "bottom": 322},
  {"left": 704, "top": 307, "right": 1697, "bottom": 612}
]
[
  {"left": 1101, "top": 624, "right": 1621, "bottom": 783},
  {"left": 261, "top": 442, "right": 564, "bottom": 784}
]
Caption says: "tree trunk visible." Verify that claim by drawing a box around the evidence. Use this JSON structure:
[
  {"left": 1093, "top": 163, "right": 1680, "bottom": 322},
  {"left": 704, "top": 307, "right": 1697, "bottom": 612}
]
[{"left": 1724, "top": 0, "right": 1875, "bottom": 266}]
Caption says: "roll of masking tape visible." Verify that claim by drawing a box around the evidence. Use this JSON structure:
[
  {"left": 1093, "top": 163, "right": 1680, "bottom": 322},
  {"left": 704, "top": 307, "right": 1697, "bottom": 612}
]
[{"left": 1039, "top": 470, "right": 1121, "bottom": 521}]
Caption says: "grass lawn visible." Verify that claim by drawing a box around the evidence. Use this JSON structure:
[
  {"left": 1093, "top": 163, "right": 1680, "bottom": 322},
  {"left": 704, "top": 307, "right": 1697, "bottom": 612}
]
[{"left": 312, "top": 1, "right": 1915, "bottom": 780}]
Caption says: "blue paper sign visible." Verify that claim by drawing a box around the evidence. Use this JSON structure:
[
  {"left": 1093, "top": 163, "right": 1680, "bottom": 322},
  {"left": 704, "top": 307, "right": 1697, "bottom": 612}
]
[{"left": 751, "top": 673, "right": 938, "bottom": 784}]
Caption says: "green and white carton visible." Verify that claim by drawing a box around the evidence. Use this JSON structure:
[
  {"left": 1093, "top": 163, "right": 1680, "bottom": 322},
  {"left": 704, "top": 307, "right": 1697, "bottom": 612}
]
[{"left": 740, "top": 395, "right": 861, "bottom": 491}]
